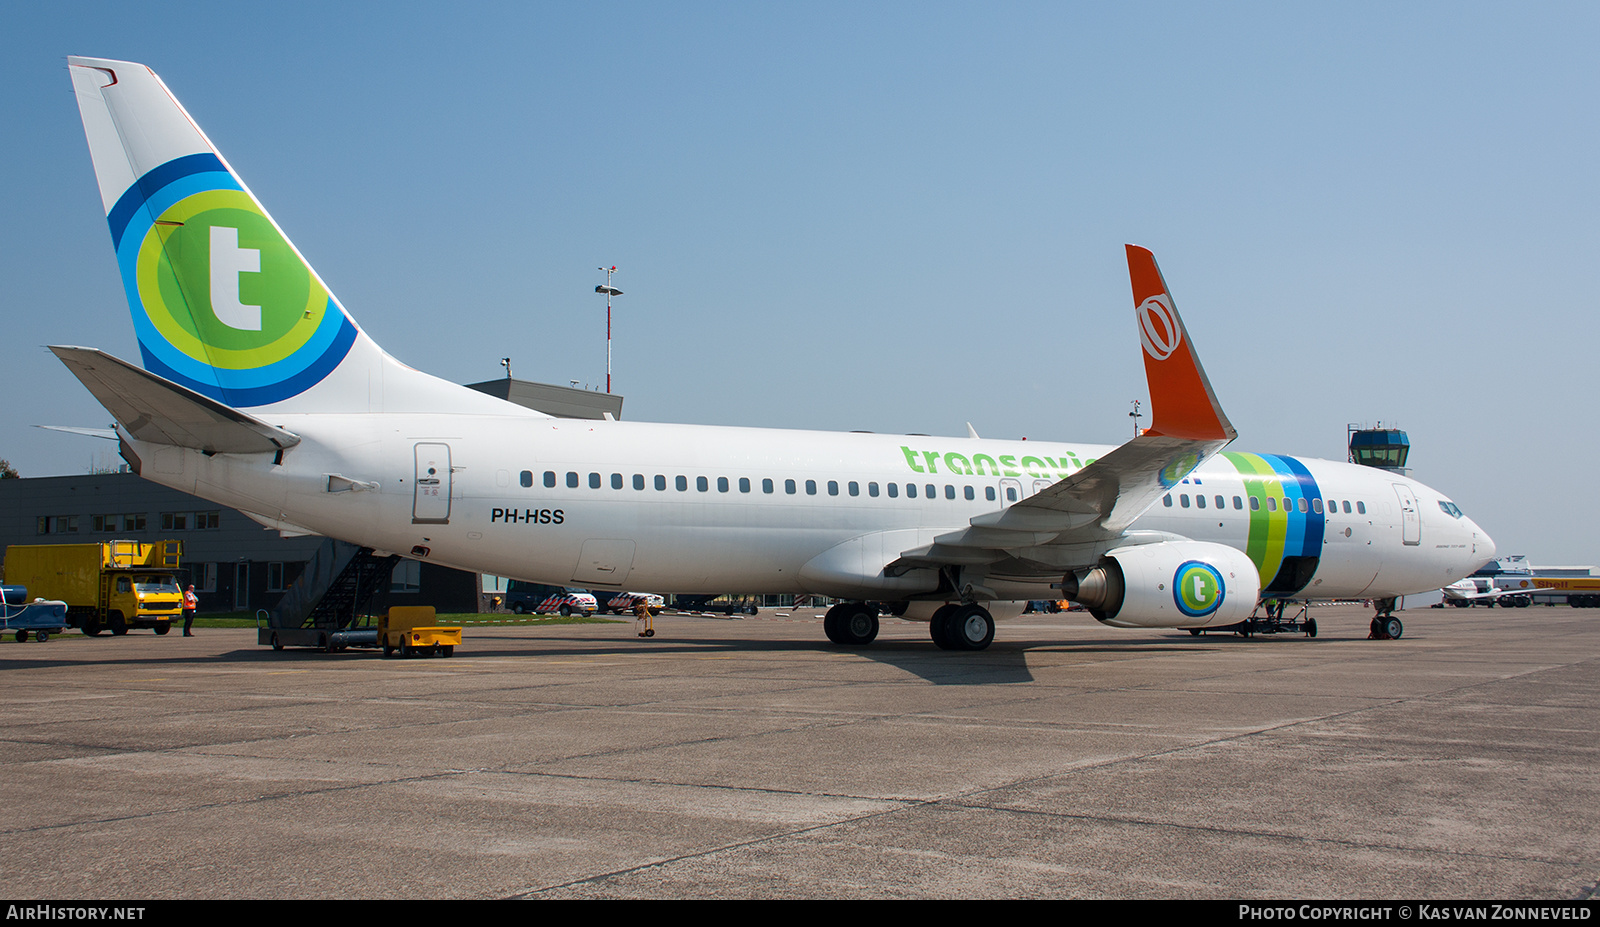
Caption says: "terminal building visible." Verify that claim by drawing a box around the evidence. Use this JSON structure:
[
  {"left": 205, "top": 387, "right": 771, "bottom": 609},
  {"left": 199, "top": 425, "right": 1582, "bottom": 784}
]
[{"left": 0, "top": 377, "right": 622, "bottom": 615}]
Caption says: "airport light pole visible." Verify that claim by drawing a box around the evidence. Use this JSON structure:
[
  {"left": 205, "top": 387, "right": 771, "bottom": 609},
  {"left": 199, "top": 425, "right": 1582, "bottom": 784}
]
[{"left": 595, "top": 266, "right": 623, "bottom": 394}]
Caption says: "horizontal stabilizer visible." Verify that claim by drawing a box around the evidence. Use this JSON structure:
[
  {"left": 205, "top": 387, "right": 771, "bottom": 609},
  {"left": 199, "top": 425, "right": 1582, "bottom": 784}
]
[
  {"left": 50, "top": 346, "right": 301, "bottom": 454},
  {"left": 36, "top": 425, "right": 118, "bottom": 440}
]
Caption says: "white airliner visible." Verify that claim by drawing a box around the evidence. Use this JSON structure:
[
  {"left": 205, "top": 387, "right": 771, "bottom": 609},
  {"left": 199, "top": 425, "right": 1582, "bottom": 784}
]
[{"left": 57, "top": 57, "right": 1496, "bottom": 650}]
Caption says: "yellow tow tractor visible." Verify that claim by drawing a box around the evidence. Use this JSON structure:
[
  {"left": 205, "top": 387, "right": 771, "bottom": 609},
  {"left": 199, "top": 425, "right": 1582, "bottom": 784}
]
[{"left": 379, "top": 606, "right": 460, "bottom": 658}]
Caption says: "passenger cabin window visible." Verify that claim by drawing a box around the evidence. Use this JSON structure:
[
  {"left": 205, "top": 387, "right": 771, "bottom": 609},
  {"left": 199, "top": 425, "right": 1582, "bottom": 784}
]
[
  {"left": 1180, "top": 494, "right": 1190, "bottom": 508},
  {"left": 676, "top": 475, "right": 688, "bottom": 491},
  {"left": 697, "top": 476, "right": 709, "bottom": 492},
  {"left": 589, "top": 472, "right": 601, "bottom": 489},
  {"left": 1312, "top": 499, "right": 1323, "bottom": 514},
  {"left": 888, "top": 483, "right": 899, "bottom": 498},
  {"left": 633, "top": 474, "right": 645, "bottom": 490},
  {"left": 805, "top": 480, "right": 817, "bottom": 495},
  {"left": 718, "top": 477, "right": 729, "bottom": 492},
  {"left": 785, "top": 479, "right": 797, "bottom": 495},
  {"left": 566, "top": 472, "right": 579, "bottom": 488},
  {"left": 907, "top": 483, "right": 918, "bottom": 498},
  {"left": 1196, "top": 495, "right": 1206, "bottom": 509},
  {"left": 987, "top": 487, "right": 997, "bottom": 502},
  {"left": 1343, "top": 501, "right": 1352, "bottom": 514},
  {"left": 763, "top": 478, "right": 774, "bottom": 494},
  {"left": 1232, "top": 496, "right": 1242, "bottom": 510},
  {"left": 740, "top": 477, "right": 751, "bottom": 493},
  {"left": 520, "top": 470, "right": 533, "bottom": 488},
  {"left": 1266, "top": 497, "right": 1276, "bottom": 512},
  {"left": 1006, "top": 486, "right": 1017, "bottom": 502},
  {"left": 1164, "top": 495, "right": 1173, "bottom": 507},
  {"left": 963, "top": 486, "right": 974, "bottom": 500},
  {"left": 1215, "top": 495, "right": 1225, "bottom": 509},
  {"left": 828, "top": 481, "right": 839, "bottom": 496},
  {"left": 1357, "top": 501, "right": 1366, "bottom": 514},
  {"left": 869, "top": 482, "right": 880, "bottom": 497},
  {"left": 611, "top": 473, "right": 623, "bottom": 490},
  {"left": 655, "top": 475, "right": 667, "bottom": 491},
  {"left": 848, "top": 481, "right": 860, "bottom": 497},
  {"left": 544, "top": 471, "right": 556, "bottom": 488}
]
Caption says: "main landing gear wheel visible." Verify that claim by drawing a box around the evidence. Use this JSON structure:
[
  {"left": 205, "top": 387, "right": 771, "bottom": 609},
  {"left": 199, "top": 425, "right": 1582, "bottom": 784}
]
[
  {"left": 930, "top": 604, "right": 995, "bottom": 651},
  {"left": 823, "top": 603, "right": 879, "bottom": 646}
]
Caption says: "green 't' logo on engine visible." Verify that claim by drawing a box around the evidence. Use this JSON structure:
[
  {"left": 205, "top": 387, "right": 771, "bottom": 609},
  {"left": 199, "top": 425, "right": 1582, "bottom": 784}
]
[{"left": 1174, "top": 561, "right": 1226, "bottom": 617}]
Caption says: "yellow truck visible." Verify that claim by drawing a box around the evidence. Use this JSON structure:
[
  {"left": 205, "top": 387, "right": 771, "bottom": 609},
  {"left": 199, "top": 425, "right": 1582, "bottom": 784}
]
[
  {"left": 379, "top": 606, "right": 461, "bottom": 658},
  {"left": 3, "top": 540, "right": 185, "bottom": 636}
]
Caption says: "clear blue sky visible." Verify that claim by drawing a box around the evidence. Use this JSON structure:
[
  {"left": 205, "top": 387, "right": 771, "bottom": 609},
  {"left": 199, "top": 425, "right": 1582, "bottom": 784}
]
[{"left": 3, "top": 1, "right": 1596, "bottom": 566}]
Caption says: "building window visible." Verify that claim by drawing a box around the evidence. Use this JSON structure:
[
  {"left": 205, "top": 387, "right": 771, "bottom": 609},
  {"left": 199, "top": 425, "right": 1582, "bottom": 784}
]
[
  {"left": 266, "top": 562, "right": 285, "bottom": 592},
  {"left": 391, "top": 559, "right": 421, "bottom": 593},
  {"left": 92, "top": 514, "right": 117, "bottom": 532},
  {"left": 194, "top": 511, "right": 221, "bottom": 529},
  {"left": 125, "top": 513, "right": 147, "bottom": 531},
  {"left": 161, "top": 512, "right": 188, "bottom": 530},
  {"left": 196, "top": 562, "right": 217, "bottom": 593}
]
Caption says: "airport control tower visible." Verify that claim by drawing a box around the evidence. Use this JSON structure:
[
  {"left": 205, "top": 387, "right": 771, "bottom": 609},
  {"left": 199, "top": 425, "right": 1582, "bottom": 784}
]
[{"left": 1348, "top": 424, "right": 1410, "bottom": 473}]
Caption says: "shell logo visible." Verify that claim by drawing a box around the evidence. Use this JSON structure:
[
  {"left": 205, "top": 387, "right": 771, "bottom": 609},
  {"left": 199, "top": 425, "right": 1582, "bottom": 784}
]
[{"left": 1137, "top": 294, "right": 1182, "bottom": 361}]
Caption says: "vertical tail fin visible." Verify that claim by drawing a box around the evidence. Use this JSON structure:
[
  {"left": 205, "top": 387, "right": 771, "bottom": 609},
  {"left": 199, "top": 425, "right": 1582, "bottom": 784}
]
[
  {"left": 67, "top": 57, "right": 520, "bottom": 416},
  {"left": 1125, "top": 244, "right": 1235, "bottom": 442}
]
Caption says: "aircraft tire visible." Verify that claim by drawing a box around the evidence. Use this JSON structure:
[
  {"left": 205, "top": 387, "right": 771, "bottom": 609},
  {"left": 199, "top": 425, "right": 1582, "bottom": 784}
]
[
  {"left": 929, "top": 604, "right": 959, "bottom": 650},
  {"left": 1384, "top": 617, "right": 1404, "bottom": 640},
  {"left": 36, "top": 631, "right": 49, "bottom": 642},
  {"left": 271, "top": 632, "right": 283, "bottom": 651},
  {"left": 840, "top": 605, "right": 879, "bottom": 646},
  {"left": 950, "top": 605, "right": 995, "bottom": 651},
  {"left": 15, "top": 630, "right": 26, "bottom": 643},
  {"left": 1306, "top": 617, "right": 1318, "bottom": 638},
  {"left": 822, "top": 605, "right": 846, "bottom": 644}
]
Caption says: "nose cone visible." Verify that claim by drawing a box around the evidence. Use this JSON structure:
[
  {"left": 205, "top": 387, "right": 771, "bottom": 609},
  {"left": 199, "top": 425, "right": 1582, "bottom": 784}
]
[{"left": 1471, "top": 519, "right": 1497, "bottom": 569}]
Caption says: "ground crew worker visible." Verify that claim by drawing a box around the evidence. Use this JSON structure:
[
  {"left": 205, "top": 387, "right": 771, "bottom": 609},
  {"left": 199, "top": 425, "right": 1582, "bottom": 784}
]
[
  {"left": 182, "top": 584, "right": 199, "bottom": 636},
  {"left": 634, "top": 599, "right": 655, "bottom": 638}
]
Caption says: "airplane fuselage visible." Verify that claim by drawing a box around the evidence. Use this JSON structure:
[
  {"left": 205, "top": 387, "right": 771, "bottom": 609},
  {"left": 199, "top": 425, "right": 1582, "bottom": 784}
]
[{"left": 140, "top": 414, "right": 1491, "bottom": 607}]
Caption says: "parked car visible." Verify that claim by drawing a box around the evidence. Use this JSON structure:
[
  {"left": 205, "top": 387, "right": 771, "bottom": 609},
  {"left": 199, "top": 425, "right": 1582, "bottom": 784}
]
[
  {"left": 506, "top": 581, "right": 597, "bottom": 617},
  {"left": 601, "top": 592, "right": 664, "bottom": 616}
]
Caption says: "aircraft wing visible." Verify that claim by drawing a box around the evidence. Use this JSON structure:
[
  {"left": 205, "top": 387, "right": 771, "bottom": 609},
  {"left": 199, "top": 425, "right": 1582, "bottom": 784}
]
[
  {"left": 889, "top": 245, "right": 1235, "bottom": 574},
  {"left": 51, "top": 346, "right": 301, "bottom": 454}
]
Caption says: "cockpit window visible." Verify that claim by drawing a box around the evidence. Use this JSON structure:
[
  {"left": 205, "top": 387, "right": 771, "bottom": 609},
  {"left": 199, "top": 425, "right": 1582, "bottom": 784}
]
[{"left": 1438, "top": 500, "right": 1464, "bottom": 519}]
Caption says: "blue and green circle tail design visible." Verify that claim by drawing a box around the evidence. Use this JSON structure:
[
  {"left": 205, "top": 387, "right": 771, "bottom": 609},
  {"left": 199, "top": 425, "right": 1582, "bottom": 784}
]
[
  {"left": 108, "top": 154, "right": 357, "bottom": 406},
  {"left": 1173, "top": 560, "right": 1226, "bottom": 618}
]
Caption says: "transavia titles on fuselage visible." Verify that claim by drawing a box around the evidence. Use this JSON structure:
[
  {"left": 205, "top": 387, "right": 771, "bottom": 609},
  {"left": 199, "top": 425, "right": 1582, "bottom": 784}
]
[{"left": 57, "top": 57, "right": 1495, "bottom": 651}]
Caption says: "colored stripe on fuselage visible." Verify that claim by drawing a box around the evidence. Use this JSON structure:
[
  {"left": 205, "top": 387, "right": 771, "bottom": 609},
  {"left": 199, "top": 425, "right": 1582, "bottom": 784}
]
[{"left": 1221, "top": 452, "right": 1324, "bottom": 587}]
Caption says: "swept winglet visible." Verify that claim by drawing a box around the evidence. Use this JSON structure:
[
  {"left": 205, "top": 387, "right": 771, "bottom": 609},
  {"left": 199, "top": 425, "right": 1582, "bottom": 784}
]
[{"left": 1126, "top": 245, "right": 1235, "bottom": 441}]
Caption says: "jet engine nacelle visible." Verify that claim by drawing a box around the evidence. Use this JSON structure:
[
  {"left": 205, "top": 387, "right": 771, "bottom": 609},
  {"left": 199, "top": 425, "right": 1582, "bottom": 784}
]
[{"left": 1064, "top": 541, "right": 1260, "bottom": 629}]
